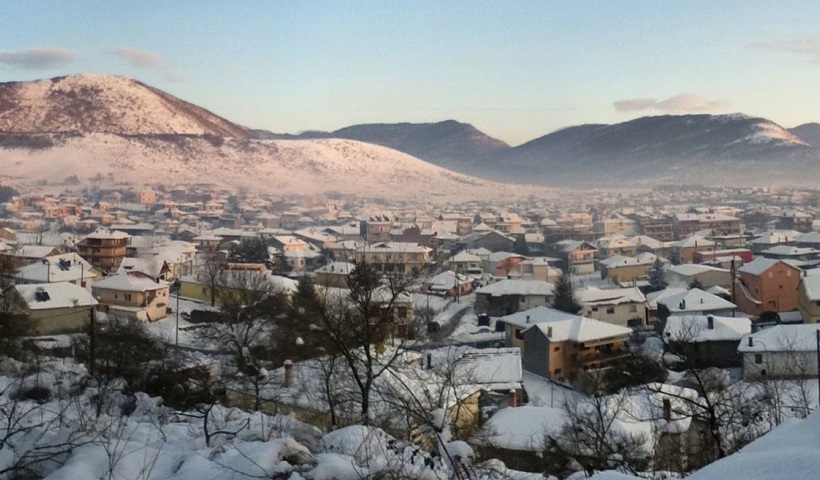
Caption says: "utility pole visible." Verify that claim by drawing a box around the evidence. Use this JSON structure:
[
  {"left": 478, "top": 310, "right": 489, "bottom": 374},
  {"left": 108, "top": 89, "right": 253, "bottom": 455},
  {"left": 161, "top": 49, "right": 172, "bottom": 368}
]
[
  {"left": 816, "top": 329, "right": 820, "bottom": 404},
  {"left": 174, "top": 281, "right": 180, "bottom": 346},
  {"left": 89, "top": 306, "right": 96, "bottom": 376}
]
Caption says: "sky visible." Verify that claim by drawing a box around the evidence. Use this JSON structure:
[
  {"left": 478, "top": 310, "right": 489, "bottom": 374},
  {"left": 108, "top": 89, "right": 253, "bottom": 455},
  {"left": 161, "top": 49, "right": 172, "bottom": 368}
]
[{"left": 3, "top": 1, "right": 820, "bottom": 145}]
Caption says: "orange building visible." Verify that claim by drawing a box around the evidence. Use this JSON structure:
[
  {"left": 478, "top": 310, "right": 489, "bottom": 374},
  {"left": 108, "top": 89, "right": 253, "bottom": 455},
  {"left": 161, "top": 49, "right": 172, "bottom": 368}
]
[
  {"left": 734, "top": 257, "right": 802, "bottom": 316},
  {"left": 76, "top": 228, "right": 130, "bottom": 273}
]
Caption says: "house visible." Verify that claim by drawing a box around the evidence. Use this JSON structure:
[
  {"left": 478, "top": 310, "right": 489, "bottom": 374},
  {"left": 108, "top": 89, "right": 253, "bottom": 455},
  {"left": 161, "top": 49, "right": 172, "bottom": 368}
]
[
  {"left": 798, "top": 270, "right": 820, "bottom": 324},
  {"left": 448, "top": 251, "right": 482, "bottom": 275},
  {"left": 314, "top": 262, "right": 355, "bottom": 288},
  {"left": 2, "top": 245, "right": 61, "bottom": 270},
  {"left": 359, "top": 214, "right": 393, "bottom": 243},
  {"left": 663, "top": 315, "right": 751, "bottom": 368},
  {"left": 669, "top": 235, "right": 715, "bottom": 264},
  {"left": 7, "top": 282, "right": 98, "bottom": 335},
  {"left": 656, "top": 288, "right": 737, "bottom": 331},
  {"left": 92, "top": 271, "right": 170, "bottom": 322},
  {"left": 666, "top": 264, "right": 732, "bottom": 290},
  {"left": 748, "top": 230, "right": 800, "bottom": 254},
  {"left": 599, "top": 252, "right": 658, "bottom": 285},
  {"left": 76, "top": 227, "right": 130, "bottom": 273},
  {"left": 475, "top": 279, "right": 555, "bottom": 317},
  {"left": 15, "top": 253, "right": 101, "bottom": 291},
  {"left": 355, "top": 242, "right": 432, "bottom": 275},
  {"left": 734, "top": 258, "right": 802, "bottom": 316},
  {"left": 516, "top": 308, "right": 633, "bottom": 381},
  {"left": 462, "top": 230, "right": 516, "bottom": 253},
  {"left": 487, "top": 252, "right": 525, "bottom": 277},
  {"left": 454, "top": 348, "right": 524, "bottom": 404},
  {"left": 514, "top": 257, "right": 562, "bottom": 283},
  {"left": 738, "top": 324, "right": 820, "bottom": 380},
  {"left": 555, "top": 240, "right": 597, "bottom": 275},
  {"left": 596, "top": 235, "right": 638, "bottom": 258},
  {"left": 760, "top": 245, "right": 820, "bottom": 263},
  {"left": 576, "top": 286, "right": 648, "bottom": 327},
  {"left": 192, "top": 234, "right": 223, "bottom": 253},
  {"left": 420, "top": 270, "right": 473, "bottom": 297}
]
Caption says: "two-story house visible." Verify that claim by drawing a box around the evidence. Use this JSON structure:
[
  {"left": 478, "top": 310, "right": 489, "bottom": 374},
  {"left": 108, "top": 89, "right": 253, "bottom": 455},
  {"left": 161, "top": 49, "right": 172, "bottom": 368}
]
[
  {"left": 576, "top": 286, "right": 648, "bottom": 327},
  {"left": 355, "top": 242, "right": 432, "bottom": 275},
  {"left": 475, "top": 279, "right": 555, "bottom": 317},
  {"left": 798, "top": 270, "right": 820, "bottom": 323}
]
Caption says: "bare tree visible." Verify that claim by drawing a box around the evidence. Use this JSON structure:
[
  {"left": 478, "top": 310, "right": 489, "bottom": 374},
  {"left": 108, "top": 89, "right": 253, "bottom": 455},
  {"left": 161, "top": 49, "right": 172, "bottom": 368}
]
[
  {"left": 198, "top": 254, "right": 225, "bottom": 306},
  {"left": 313, "top": 261, "right": 417, "bottom": 425}
]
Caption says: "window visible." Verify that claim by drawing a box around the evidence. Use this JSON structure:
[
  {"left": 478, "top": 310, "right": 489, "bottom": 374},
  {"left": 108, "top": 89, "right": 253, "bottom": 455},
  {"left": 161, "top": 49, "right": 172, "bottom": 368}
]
[
  {"left": 514, "top": 328, "right": 524, "bottom": 340},
  {"left": 125, "top": 294, "right": 132, "bottom": 301},
  {"left": 520, "top": 296, "right": 525, "bottom": 303},
  {"left": 553, "top": 346, "right": 560, "bottom": 352},
  {"left": 553, "top": 368, "right": 562, "bottom": 375},
  {"left": 591, "top": 307, "right": 599, "bottom": 312},
  {"left": 606, "top": 307, "right": 615, "bottom": 314},
  {"left": 755, "top": 354, "right": 763, "bottom": 364}
]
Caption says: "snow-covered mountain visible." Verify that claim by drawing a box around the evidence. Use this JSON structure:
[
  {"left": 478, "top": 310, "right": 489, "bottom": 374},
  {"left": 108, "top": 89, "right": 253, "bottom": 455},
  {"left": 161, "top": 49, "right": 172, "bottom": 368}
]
[
  {"left": 0, "top": 75, "right": 524, "bottom": 199},
  {"left": 789, "top": 123, "right": 820, "bottom": 148},
  {"left": 0, "top": 133, "right": 517, "bottom": 200},
  {"left": 0, "top": 74, "right": 251, "bottom": 137}
]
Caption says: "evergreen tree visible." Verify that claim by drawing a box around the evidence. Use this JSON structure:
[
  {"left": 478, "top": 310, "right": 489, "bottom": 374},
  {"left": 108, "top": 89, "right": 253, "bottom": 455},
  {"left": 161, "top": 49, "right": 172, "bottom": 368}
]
[
  {"left": 552, "top": 273, "right": 581, "bottom": 314},
  {"left": 647, "top": 257, "right": 667, "bottom": 293}
]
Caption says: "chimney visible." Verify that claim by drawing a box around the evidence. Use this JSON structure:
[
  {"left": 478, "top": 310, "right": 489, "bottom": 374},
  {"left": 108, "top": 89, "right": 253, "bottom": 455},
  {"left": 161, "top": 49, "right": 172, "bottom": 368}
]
[
  {"left": 509, "top": 389, "right": 518, "bottom": 408},
  {"left": 426, "top": 352, "right": 433, "bottom": 370},
  {"left": 526, "top": 315, "right": 531, "bottom": 324},
  {"left": 283, "top": 360, "right": 294, "bottom": 388},
  {"left": 748, "top": 336, "right": 754, "bottom": 347},
  {"left": 707, "top": 316, "right": 714, "bottom": 330},
  {"left": 662, "top": 398, "right": 671, "bottom": 422},
  {"left": 547, "top": 326, "right": 553, "bottom": 338},
  {"left": 680, "top": 299, "right": 686, "bottom": 310}
]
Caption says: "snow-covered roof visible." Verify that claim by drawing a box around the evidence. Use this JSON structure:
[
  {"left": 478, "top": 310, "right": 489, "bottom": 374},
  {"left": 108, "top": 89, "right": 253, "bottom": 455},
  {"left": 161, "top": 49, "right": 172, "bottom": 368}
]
[
  {"left": 15, "top": 253, "right": 96, "bottom": 283},
  {"left": 487, "top": 251, "right": 523, "bottom": 263},
  {"left": 476, "top": 406, "right": 564, "bottom": 451},
  {"left": 672, "top": 235, "right": 715, "bottom": 248},
  {"left": 599, "top": 252, "right": 657, "bottom": 268},
  {"left": 739, "top": 257, "right": 800, "bottom": 276},
  {"left": 93, "top": 271, "right": 168, "bottom": 292},
  {"left": 357, "top": 242, "right": 431, "bottom": 254},
  {"left": 739, "top": 324, "right": 820, "bottom": 353},
  {"left": 685, "top": 408, "right": 820, "bottom": 480},
  {"left": 14, "top": 245, "right": 59, "bottom": 258},
  {"left": 424, "top": 270, "right": 473, "bottom": 289},
  {"left": 575, "top": 286, "right": 646, "bottom": 306},
  {"left": 667, "top": 263, "right": 729, "bottom": 277},
  {"left": 664, "top": 315, "right": 751, "bottom": 343},
  {"left": 449, "top": 251, "right": 481, "bottom": 263},
  {"left": 796, "top": 231, "right": 820, "bottom": 245},
  {"left": 315, "top": 262, "right": 355, "bottom": 275},
  {"left": 749, "top": 230, "right": 801, "bottom": 245},
  {"left": 761, "top": 245, "right": 819, "bottom": 257},
  {"left": 658, "top": 288, "right": 737, "bottom": 313},
  {"left": 476, "top": 279, "right": 554, "bottom": 297},
  {"left": 83, "top": 227, "right": 130, "bottom": 240},
  {"left": 526, "top": 315, "right": 632, "bottom": 343},
  {"left": 502, "top": 306, "right": 578, "bottom": 328},
  {"left": 454, "top": 348, "right": 523, "bottom": 391},
  {"left": 15, "top": 282, "right": 98, "bottom": 310},
  {"left": 800, "top": 270, "right": 820, "bottom": 301}
]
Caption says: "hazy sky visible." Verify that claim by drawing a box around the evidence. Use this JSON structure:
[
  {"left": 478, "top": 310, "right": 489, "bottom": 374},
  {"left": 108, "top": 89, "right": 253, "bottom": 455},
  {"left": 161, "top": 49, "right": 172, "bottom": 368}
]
[{"left": 3, "top": 1, "right": 820, "bottom": 145}]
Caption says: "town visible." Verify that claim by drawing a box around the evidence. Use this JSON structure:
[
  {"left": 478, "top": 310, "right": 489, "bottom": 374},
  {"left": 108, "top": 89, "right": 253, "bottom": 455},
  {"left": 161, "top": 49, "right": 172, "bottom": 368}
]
[{"left": 0, "top": 180, "right": 818, "bottom": 478}]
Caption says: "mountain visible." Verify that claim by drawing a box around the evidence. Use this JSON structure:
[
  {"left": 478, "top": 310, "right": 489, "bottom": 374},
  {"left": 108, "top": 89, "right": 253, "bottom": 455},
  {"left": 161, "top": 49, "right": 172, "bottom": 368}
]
[
  {"left": 0, "top": 75, "right": 521, "bottom": 200},
  {"left": 265, "top": 120, "right": 511, "bottom": 170},
  {"left": 484, "top": 114, "right": 819, "bottom": 186},
  {"left": 0, "top": 74, "right": 251, "bottom": 137},
  {"left": 789, "top": 123, "right": 820, "bottom": 147}
]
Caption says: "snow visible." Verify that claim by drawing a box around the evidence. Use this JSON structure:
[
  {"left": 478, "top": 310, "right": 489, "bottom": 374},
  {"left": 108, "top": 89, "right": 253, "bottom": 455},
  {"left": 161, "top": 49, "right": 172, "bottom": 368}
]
[
  {"left": 14, "top": 281, "right": 98, "bottom": 309},
  {"left": 687, "top": 409, "right": 820, "bottom": 480},
  {"left": 476, "top": 405, "right": 565, "bottom": 451}
]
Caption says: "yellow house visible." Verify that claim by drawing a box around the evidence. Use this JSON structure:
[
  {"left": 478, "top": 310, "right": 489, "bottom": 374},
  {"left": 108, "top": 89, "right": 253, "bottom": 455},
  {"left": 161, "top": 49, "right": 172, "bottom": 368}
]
[
  {"left": 93, "top": 271, "right": 169, "bottom": 322},
  {"left": 9, "top": 282, "right": 98, "bottom": 336}
]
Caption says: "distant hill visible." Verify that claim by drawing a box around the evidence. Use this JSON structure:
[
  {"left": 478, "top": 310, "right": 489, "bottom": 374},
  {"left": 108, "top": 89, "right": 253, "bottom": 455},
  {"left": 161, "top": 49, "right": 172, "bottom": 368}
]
[
  {"left": 484, "top": 114, "right": 819, "bottom": 186},
  {"left": 263, "top": 120, "right": 510, "bottom": 170},
  {"left": 789, "top": 123, "right": 820, "bottom": 147}
]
